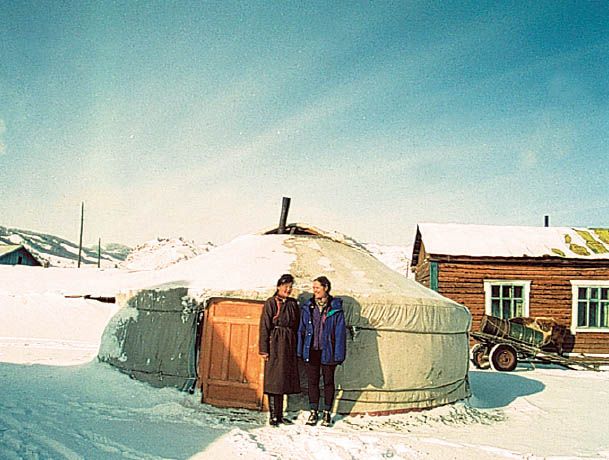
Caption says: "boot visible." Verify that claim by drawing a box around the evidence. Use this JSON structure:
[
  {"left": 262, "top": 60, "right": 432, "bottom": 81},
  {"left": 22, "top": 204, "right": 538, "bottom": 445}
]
[
  {"left": 276, "top": 395, "right": 293, "bottom": 425},
  {"left": 267, "top": 395, "right": 279, "bottom": 427},
  {"left": 320, "top": 410, "right": 332, "bottom": 427},
  {"left": 305, "top": 409, "right": 319, "bottom": 426}
]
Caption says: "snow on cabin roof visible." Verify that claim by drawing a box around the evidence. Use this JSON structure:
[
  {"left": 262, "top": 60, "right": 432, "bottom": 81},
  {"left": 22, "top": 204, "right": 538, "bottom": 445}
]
[
  {"left": 0, "top": 244, "right": 23, "bottom": 257},
  {"left": 414, "top": 223, "right": 609, "bottom": 260},
  {"left": 0, "top": 243, "right": 45, "bottom": 265}
]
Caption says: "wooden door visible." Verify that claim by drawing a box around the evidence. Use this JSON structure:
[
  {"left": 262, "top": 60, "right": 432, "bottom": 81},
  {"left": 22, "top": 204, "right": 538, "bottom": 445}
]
[{"left": 198, "top": 299, "right": 265, "bottom": 410}]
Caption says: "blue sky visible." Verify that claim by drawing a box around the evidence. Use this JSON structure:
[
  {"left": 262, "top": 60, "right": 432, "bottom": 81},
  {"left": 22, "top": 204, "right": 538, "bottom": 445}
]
[{"left": 1, "top": 1, "right": 608, "bottom": 247}]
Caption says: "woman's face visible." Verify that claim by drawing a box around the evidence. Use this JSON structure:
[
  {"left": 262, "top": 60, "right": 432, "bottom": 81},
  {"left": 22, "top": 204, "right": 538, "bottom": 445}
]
[
  {"left": 312, "top": 280, "right": 328, "bottom": 299},
  {"left": 277, "top": 282, "right": 293, "bottom": 298}
]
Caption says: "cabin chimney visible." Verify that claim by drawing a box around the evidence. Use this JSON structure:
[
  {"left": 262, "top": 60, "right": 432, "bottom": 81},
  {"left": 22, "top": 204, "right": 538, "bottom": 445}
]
[
  {"left": 544, "top": 215, "right": 550, "bottom": 227},
  {"left": 278, "top": 197, "right": 291, "bottom": 234}
]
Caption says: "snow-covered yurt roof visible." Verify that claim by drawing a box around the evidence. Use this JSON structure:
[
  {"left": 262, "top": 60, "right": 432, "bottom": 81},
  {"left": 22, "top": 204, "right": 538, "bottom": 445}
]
[
  {"left": 413, "top": 223, "right": 609, "bottom": 262},
  {"left": 141, "top": 223, "right": 470, "bottom": 332}
]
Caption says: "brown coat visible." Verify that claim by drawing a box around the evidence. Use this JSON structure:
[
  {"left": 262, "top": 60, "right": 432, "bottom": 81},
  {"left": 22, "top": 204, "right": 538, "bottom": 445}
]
[{"left": 259, "top": 296, "right": 301, "bottom": 395}]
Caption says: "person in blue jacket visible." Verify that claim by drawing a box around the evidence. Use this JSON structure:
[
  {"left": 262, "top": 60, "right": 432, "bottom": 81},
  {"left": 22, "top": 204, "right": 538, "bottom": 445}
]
[{"left": 297, "top": 276, "right": 346, "bottom": 427}]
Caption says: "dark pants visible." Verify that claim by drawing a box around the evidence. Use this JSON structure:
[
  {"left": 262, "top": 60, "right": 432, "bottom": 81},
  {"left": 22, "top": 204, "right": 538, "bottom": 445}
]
[
  {"left": 306, "top": 349, "right": 337, "bottom": 411},
  {"left": 266, "top": 393, "right": 283, "bottom": 419}
]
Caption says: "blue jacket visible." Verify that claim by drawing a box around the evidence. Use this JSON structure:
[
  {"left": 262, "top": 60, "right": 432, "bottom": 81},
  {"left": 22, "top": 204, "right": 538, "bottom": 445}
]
[{"left": 297, "top": 296, "right": 346, "bottom": 365}]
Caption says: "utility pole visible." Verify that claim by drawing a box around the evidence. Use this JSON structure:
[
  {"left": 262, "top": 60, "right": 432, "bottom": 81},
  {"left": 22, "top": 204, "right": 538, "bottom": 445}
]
[{"left": 77, "top": 202, "right": 84, "bottom": 268}]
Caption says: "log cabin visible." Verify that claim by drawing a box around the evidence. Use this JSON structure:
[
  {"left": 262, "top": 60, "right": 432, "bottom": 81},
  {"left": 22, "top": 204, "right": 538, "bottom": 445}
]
[{"left": 411, "top": 223, "right": 609, "bottom": 355}]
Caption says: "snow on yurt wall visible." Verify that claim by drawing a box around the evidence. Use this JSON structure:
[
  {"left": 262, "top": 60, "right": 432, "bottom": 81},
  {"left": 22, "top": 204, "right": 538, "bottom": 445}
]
[
  {"left": 98, "top": 287, "right": 200, "bottom": 390},
  {"left": 99, "top": 225, "right": 471, "bottom": 413}
]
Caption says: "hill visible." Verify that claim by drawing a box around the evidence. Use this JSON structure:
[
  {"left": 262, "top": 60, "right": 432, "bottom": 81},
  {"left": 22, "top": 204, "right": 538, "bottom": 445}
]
[
  {"left": 0, "top": 225, "right": 130, "bottom": 268},
  {"left": 364, "top": 242, "right": 413, "bottom": 278},
  {"left": 121, "top": 237, "right": 215, "bottom": 270}
]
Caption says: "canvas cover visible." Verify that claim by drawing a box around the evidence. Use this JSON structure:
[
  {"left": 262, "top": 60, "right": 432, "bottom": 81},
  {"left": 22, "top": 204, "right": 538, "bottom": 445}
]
[
  {"left": 99, "top": 287, "right": 200, "bottom": 391},
  {"left": 99, "top": 228, "right": 471, "bottom": 413},
  {"left": 288, "top": 236, "right": 470, "bottom": 413}
]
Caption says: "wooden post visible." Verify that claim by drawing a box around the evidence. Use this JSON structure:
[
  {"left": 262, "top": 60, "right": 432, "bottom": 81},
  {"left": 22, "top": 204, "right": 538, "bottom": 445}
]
[
  {"left": 77, "top": 202, "right": 84, "bottom": 268},
  {"left": 97, "top": 237, "right": 101, "bottom": 268}
]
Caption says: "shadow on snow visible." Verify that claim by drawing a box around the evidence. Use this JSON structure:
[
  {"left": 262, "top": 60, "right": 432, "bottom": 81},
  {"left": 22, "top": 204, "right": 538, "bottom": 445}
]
[{"left": 468, "top": 369, "right": 545, "bottom": 409}]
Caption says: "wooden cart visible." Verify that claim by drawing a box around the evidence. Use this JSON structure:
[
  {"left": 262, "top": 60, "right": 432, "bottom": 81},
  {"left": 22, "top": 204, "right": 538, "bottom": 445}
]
[{"left": 471, "top": 330, "right": 608, "bottom": 372}]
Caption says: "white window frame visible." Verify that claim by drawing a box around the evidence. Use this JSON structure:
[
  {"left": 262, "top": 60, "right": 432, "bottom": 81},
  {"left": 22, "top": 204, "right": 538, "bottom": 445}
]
[
  {"left": 570, "top": 280, "right": 609, "bottom": 334},
  {"left": 483, "top": 280, "right": 531, "bottom": 319}
]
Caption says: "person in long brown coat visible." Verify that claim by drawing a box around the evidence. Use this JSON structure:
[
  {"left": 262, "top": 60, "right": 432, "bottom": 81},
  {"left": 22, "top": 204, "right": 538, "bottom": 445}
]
[{"left": 259, "top": 273, "right": 301, "bottom": 426}]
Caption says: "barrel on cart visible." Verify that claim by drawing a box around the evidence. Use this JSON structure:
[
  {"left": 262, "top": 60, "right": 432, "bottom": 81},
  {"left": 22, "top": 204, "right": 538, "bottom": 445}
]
[
  {"left": 471, "top": 315, "right": 546, "bottom": 372},
  {"left": 481, "top": 315, "right": 546, "bottom": 347},
  {"left": 472, "top": 315, "right": 609, "bottom": 372}
]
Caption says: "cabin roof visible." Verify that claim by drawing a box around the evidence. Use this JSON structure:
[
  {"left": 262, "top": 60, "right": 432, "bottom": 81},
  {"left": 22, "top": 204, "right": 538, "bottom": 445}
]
[
  {"left": 0, "top": 244, "right": 24, "bottom": 257},
  {"left": 0, "top": 243, "right": 44, "bottom": 265},
  {"left": 412, "top": 223, "right": 609, "bottom": 263}
]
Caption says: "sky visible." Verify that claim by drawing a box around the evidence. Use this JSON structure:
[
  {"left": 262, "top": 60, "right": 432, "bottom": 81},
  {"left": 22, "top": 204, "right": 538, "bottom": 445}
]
[{"left": 1, "top": 1, "right": 608, "bottom": 248}]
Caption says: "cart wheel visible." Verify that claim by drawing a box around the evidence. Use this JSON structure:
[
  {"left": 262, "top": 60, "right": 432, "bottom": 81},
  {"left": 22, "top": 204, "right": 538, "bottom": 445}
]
[
  {"left": 470, "top": 343, "right": 490, "bottom": 369},
  {"left": 489, "top": 344, "right": 518, "bottom": 372}
]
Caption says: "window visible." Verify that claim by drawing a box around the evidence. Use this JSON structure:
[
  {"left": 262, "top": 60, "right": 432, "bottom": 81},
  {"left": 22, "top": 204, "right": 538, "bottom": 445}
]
[
  {"left": 571, "top": 281, "right": 609, "bottom": 333},
  {"left": 484, "top": 280, "right": 531, "bottom": 319}
]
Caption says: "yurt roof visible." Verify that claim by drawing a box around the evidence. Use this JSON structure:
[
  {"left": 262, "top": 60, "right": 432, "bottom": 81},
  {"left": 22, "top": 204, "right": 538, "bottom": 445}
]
[
  {"left": 152, "top": 224, "right": 406, "bottom": 296},
  {"left": 147, "top": 224, "right": 468, "bottom": 317}
]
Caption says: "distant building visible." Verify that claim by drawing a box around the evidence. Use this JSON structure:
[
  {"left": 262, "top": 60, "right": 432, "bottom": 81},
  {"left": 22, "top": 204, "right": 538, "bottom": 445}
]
[
  {"left": 0, "top": 244, "right": 43, "bottom": 266},
  {"left": 411, "top": 223, "right": 609, "bottom": 355}
]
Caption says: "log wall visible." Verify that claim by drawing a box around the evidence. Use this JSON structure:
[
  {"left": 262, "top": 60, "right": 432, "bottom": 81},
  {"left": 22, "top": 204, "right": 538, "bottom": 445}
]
[{"left": 414, "top": 257, "right": 609, "bottom": 354}]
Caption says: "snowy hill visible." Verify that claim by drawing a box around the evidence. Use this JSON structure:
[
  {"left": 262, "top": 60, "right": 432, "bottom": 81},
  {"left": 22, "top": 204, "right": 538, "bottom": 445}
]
[
  {"left": 0, "top": 225, "right": 130, "bottom": 268},
  {"left": 121, "top": 237, "right": 215, "bottom": 270},
  {"left": 0, "top": 225, "right": 217, "bottom": 270},
  {"left": 364, "top": 242, "right": 413, "bottom": 278}
]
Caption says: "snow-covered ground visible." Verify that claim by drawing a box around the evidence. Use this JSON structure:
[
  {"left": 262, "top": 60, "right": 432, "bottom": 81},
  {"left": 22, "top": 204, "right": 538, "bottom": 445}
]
[
  {"left": 4, "top": 359, "right": 608, "bottom": 460},
  {"left": 1, "top": 255, "right": 609, "bottom": 459}
]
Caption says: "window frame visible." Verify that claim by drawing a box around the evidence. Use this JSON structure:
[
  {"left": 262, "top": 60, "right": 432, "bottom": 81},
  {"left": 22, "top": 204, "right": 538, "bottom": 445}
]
[
  {"left": 570, "top": 280, "right": 609, "bottom": 334},
  {"left": 483, "top": 280, "right": 531, "bottom": 319}
]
